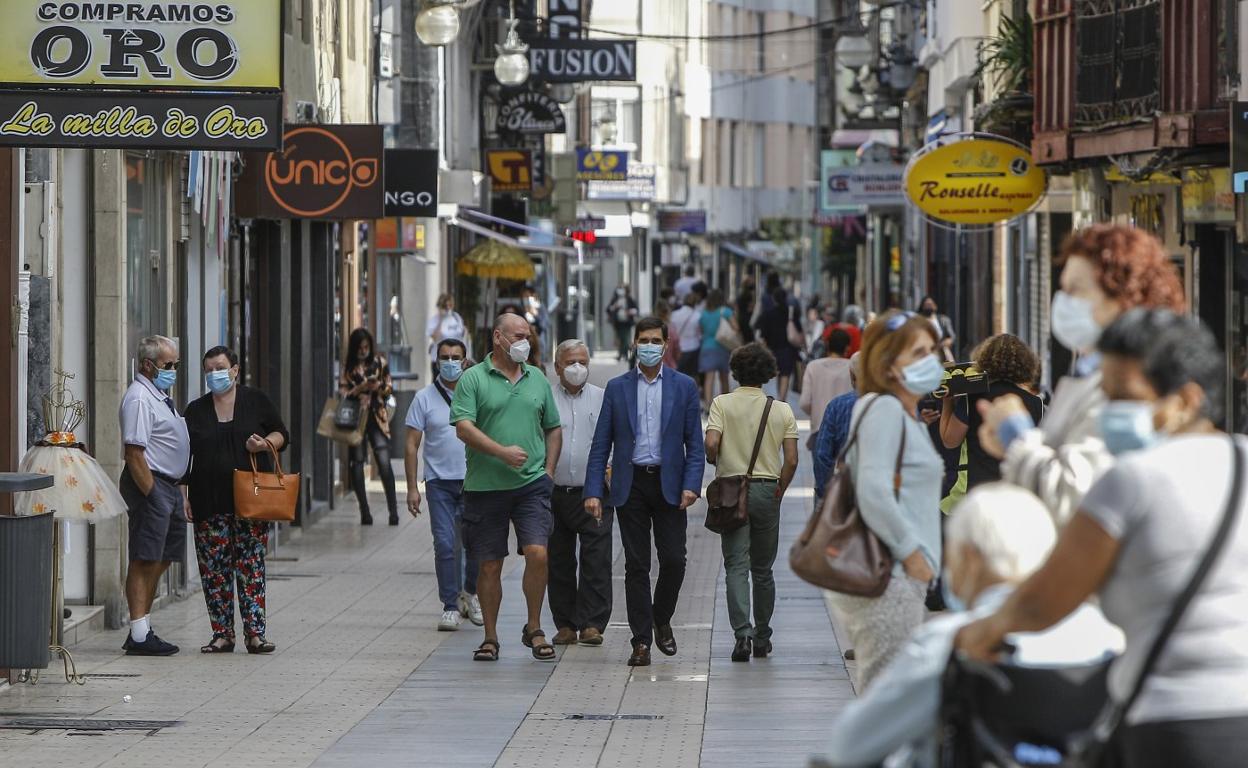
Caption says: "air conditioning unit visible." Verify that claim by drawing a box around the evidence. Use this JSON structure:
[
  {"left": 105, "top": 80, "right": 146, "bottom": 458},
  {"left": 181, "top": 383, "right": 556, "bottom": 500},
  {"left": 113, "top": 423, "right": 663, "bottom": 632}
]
[{"left": 294, "top": 100, "right": 318, "bottom": 123}]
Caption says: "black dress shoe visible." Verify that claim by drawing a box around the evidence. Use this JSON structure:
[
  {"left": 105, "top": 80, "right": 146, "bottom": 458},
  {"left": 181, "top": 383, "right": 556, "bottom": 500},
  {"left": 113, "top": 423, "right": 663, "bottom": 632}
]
[
  {"left": 654, "top": 625, "right": 677, "bottom": 656},
  {"left": 731, "top": 636, "right": 752, "bottom": 662},
  {"left": 753, "top": 639, "right": 772, "bottom": 658},
  {"left": 126, "top": 630, "right": 179, "bottom": 656},
  {"left": 628, "top": 644, "right": 652, "bottom": 667}
]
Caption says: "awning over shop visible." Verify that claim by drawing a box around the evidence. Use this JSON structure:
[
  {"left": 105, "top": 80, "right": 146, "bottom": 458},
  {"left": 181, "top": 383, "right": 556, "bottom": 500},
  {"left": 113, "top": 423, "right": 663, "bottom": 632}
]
[
  {"left": 721, "top": 241, "right": 769, "bottom": 265},
  {"left": 448, "top": 216, "right": 577, "bottom": 256}
]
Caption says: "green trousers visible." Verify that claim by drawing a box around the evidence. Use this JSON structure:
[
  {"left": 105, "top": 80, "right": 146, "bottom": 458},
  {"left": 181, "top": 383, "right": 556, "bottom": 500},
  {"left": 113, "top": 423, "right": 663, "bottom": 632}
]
[{"left": 719, "top": 479, "right": 781, "bottom": 641}]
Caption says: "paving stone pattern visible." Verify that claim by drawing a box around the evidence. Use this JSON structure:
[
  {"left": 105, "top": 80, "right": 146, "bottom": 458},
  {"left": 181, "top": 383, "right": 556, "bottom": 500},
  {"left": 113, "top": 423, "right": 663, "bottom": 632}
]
[{"left": 0, "top": 369, "right": 856, "bottom": 767}]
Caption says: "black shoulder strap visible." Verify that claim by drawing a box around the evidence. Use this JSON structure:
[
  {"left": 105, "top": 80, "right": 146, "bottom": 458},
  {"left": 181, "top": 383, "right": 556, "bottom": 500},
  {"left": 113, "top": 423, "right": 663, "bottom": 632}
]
[
  {"left": 744, "top": 397, "right": 775, "bottom": 478},
  {"left": 1114, "top": 437, "right": 1245, "bottom": 722},
  {"left": 433, "top": 380, "right": 454, "bottom": 408}
]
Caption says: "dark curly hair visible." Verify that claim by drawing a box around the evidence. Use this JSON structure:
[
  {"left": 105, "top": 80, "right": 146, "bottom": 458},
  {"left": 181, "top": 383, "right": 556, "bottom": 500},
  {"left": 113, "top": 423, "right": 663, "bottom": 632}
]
[
  {"left": 973, "top": 334, "right": 1041, "bottom": 387},
  {"left": 1058, "top": 224, "right": 1186, "bottom": 312},
  {"left": 1098, "top": 309, "right": 1225, "bottom": 426},
  {"left": 730, "top": 342, "right": 778, "bottom": 387}
]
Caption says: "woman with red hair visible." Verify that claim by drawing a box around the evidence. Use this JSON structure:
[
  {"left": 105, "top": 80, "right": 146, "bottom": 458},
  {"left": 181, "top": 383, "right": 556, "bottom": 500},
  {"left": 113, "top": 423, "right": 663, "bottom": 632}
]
[{"left": 979, "top": 224, "right": 1186, "bottom": 525}]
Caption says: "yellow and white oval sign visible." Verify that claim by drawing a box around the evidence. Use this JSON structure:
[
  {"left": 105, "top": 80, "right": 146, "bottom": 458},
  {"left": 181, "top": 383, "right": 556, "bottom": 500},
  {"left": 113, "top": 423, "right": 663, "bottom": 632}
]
[{"left": 905, "top": 137, "right": 1046, "bottom": 225}]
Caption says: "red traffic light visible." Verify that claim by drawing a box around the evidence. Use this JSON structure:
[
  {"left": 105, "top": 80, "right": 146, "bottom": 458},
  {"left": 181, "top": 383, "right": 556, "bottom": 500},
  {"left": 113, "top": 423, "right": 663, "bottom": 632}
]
[{"left": 570, "top": 230, "right": 598, "bottom": 244}]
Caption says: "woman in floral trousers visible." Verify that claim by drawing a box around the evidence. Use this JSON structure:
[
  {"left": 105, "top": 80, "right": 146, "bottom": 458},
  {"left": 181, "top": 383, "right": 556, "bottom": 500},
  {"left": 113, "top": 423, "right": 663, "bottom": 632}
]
[{"left": 184, "top": 346, "right": 289, "bottom": 654}]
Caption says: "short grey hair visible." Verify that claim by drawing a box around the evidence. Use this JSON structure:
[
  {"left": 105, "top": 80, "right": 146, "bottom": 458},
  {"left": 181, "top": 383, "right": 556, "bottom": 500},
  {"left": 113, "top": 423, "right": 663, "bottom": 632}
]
[
  {"left": 555, "top": 339, "right": 589, "bottom": 364},
  {"left": 947, "top": 483, "right": 1057, "bottom": 583},
  {"left": 138, "top": 335, "right": 178, "bottom": 363}
]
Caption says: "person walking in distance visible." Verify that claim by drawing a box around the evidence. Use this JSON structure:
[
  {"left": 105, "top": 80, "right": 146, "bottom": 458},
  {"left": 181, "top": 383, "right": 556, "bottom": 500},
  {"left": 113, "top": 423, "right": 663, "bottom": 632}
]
[
  {"left": 340, "top": 328, "right": 400, "bottom": 526},
  {"left": 451, "top": 314, "right": 563, "bottom": 662},
  {"left": 405, "top": 339, "right": 483, "bottom": 632},
  {"left": 548, "top": 340, "right": 611, "bottom": 647},
  {"left": 607, "top": 285, "right": 639, "bottom": 362},
  {"left": 585, "top": 317, "right": 706, "bottom": 667},
  {"left": 118, "top": 335, "right": 191, "bottom": 656}
]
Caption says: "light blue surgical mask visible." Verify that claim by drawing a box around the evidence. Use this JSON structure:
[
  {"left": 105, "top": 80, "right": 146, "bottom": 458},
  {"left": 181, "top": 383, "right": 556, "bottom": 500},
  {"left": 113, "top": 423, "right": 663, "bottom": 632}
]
[
  {"left": 900, "top": 354, "right": 944, "bottom": 396},
  {"left": 1099, "top": 400, "right": 1158, "bottom": 456},
  {"left": 439, "top": 359, "right": 464, "bottom": 383},
  {"left": 940, "top": 568, "right": 967, "bottom": 613},
  {"left": 1050, "top": 291, "right": 1103, "bottom": 352},
  {"left": 154, "top": 368, "right": 177, "bottom": 392},
  {"left": 205, "top": 369, "right": 234, "bottom": 395},
  {"left": 637, "top": 343, "right": 664, "bottom": 367}
]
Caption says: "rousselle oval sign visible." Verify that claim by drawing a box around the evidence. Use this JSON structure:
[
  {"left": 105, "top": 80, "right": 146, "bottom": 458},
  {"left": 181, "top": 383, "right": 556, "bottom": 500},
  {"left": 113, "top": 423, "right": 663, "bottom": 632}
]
[{"left": 905, "top": 137, "right": 1046, "bottom": 225}]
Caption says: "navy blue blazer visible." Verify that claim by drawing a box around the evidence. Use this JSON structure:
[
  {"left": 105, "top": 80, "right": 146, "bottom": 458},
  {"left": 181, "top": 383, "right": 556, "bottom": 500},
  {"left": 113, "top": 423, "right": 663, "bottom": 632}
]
[{"left": 584, "top": 367, "right": 706, "bottom": 508}]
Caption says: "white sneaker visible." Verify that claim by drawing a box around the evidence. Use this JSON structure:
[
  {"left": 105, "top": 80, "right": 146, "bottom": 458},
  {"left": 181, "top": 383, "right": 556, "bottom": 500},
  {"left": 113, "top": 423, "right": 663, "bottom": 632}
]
[
  {"left": 438, "top": 609, "right": 462, "bottom": 632},
  {"left": 460, "top": 593, "right": 484, "bottom": 626}
]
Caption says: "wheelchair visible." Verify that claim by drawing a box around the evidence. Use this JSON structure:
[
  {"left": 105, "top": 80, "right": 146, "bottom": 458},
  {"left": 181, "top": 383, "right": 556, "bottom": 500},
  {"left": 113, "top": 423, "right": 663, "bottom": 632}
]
[{"left": 937, "top": 652, "right": 1112, "bottom": 767}]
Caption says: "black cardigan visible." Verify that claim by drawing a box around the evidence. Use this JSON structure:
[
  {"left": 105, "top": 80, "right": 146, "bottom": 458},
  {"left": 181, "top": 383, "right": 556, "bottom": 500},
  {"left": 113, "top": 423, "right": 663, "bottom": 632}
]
[{"left": 183, "top": 386, "right": 290, "bottom": 510}]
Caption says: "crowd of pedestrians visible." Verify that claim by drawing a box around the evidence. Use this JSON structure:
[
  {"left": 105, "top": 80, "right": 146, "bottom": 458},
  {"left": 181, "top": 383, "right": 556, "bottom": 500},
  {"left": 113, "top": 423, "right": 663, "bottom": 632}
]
[{"left": 111, "top": 221, "right": 1248, "bottom": 765}]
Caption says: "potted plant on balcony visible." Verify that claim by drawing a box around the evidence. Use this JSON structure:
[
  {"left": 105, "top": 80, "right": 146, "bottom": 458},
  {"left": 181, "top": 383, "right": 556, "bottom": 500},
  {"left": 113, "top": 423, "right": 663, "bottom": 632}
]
[{"left": 973, "top": 11, "right": 1034, "bottom": 143}]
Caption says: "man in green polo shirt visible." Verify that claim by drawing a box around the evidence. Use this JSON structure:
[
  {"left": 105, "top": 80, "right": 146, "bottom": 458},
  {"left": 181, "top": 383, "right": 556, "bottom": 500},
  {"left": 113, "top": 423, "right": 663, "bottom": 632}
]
[{"left": 452, "top": 312, "right": 562, "bottom": 663}]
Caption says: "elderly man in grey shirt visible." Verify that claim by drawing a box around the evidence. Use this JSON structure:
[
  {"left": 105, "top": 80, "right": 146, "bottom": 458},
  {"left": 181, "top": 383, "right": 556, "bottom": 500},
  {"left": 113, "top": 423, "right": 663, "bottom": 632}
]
[
  {"left": 547, "top": 339, "right": 611, "bottom": 647},
  {"left": 813, "top": 484, "right": 1122, "bottom": 768},
  {"left": 118, "top": 335, "right": 191, "bottom": 656}
]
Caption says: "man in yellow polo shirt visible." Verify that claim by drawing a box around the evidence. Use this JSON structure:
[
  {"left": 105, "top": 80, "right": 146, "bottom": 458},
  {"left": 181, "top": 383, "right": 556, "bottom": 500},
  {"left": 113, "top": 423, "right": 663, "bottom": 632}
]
[
  {"left": 451, "top": 313, "right": 562, "bottom": 663},
  {"left": 704, "top": 342, "right": 799, "bottom": 662}
]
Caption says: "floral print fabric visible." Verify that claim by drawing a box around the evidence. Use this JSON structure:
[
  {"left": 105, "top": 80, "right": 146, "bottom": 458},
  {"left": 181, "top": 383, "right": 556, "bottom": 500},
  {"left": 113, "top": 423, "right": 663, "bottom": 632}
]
[{"left": 193, "top": 510, "right": 269, "bottom": 640}]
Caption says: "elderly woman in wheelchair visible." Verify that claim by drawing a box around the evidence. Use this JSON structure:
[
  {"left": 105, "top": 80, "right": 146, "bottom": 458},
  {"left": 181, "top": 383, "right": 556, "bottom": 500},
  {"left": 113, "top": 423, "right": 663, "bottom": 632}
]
[{"left": 812, "top": 484, "right": 1123, "bottom": 768}]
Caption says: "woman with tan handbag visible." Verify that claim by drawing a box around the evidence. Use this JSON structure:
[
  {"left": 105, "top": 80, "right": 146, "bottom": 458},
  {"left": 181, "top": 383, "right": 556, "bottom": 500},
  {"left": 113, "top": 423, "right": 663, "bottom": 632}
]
[
  {"left": 184, "top": 346, "right": 289, "bottom": 655},
  {"left": 828, "top": 311, "right": 945, "bottom": 688},
  {"left": 705, "top": 343, "right": 799, "bottom": 662}
]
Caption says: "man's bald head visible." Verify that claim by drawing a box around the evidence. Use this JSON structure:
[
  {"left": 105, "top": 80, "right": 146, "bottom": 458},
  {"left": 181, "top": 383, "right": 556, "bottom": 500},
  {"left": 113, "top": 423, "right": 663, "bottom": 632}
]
[{"left": 494, "top": 312, "right": 530, "bottom": 335}]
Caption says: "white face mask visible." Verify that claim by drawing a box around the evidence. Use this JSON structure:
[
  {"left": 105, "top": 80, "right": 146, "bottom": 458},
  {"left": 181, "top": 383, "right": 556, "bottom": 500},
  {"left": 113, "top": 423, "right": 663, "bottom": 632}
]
[
  {"left": 1051, "top": 291, "right": 1103, "bottom": 352},
  {"left": 506, "top": 338, "right": 531, "bottom": 363},
  {"left": 563, "top": 363, "right": 589, "bottom": 387}
]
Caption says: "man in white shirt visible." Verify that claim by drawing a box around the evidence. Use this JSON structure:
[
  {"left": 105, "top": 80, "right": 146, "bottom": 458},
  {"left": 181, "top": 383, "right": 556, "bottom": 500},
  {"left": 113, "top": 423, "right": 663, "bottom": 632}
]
[
  {"left": 118, "top": 335, "right": 191, "bottom": 657},
  {"left": 813, "top": 484, "right": 1123, "bottom": 768},
  {"left": 673, "top": 266, "right": 699, "bottom": 304},
  {"left": 547, "top": 339, "right": 610, "bottom": 647},
  {"left": 405, "top": 338, "right": 483, "bottom": 632}
]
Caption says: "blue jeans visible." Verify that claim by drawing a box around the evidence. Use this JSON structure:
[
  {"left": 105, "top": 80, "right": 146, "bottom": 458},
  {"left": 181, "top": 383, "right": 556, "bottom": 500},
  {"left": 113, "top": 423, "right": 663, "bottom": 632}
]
[{"left": 426, "top": 479, "right": 478, "bottom": 611}]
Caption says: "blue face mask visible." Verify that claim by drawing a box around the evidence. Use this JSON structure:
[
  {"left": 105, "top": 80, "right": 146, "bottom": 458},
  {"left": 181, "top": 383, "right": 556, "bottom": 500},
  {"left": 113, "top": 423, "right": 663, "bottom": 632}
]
[
  {"left": 439, "top": 359, "right": 464, "bottom": 383},
  {"left": 1099, "top": 400, "right": 1158, "bottom": 456},
  {"left": 900, "top": 354, "right": 945, "bottom": 396},
  {"left": 205, "top": 369, "right": 234, "bottom": 395},
  {"left": 940, "top": 568, "right": 967, "bottom": 613},
  {"left": 153, "top": 368, "right": 177, "bottom": 392},
  {"left": 637, "top": 343, "right": 664, "bottom": 367}
]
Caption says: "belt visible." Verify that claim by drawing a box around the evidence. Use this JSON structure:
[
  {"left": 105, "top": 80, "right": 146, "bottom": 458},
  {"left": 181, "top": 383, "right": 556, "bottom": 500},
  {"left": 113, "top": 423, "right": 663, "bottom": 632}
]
[
  {"left": 633, "top": 464, "right": 662, "bottom": 474},
  {"left": 151, "top": 471, "right": 182, "bottom": 485},
  {"left": 555, "top": 485, "right": 584, "bottom": 495}
]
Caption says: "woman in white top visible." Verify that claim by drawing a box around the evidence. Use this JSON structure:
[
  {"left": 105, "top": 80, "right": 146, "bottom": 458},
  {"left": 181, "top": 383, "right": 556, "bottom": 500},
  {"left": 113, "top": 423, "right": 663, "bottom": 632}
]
[
  {"left": 427, "top": 293, "right": 469, "bottom": 357},
  {"left": 958, "top": 309, "right": 1248, "bottom": 767},
  {"left": 827, "top": 311, "right": 945, "bottom": 688}
]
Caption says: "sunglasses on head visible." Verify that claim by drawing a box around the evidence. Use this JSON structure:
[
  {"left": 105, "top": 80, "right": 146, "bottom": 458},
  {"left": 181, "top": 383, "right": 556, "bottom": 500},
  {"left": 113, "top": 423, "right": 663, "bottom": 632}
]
[{"left": 885, "top": 311, "right": 917, "bottom": 332}]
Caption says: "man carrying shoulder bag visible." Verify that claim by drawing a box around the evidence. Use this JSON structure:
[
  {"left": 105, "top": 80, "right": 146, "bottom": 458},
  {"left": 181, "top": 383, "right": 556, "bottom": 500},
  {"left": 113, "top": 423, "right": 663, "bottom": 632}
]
[{"left": 704, "top": 343, "right": 799, "bottom": 662}]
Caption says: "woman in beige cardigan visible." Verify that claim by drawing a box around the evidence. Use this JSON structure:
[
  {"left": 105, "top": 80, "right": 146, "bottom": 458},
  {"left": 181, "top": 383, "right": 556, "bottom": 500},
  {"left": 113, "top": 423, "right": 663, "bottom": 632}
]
[{"left": 978, "top": 224, "right": 1185, "bottom": 525}]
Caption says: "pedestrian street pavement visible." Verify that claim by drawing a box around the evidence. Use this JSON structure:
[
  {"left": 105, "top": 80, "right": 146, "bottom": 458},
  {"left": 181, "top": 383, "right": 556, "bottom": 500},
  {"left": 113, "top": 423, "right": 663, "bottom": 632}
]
[{"left": 0, "top": 367, "right": 860, "bottom": 768}]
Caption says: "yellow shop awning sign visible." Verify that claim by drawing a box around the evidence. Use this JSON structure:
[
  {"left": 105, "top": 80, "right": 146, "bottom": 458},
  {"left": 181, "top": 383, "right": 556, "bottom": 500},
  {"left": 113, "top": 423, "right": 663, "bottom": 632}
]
[{"left": 905, "top": 137, "right": 1047, "bottom": 225}]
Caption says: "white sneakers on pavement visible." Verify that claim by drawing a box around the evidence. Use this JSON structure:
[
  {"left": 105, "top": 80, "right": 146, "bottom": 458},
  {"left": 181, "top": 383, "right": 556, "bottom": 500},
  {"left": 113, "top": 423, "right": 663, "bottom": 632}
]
[
  {"left": 459, "top": 592, "right": 484, "bottom": 626},
  {"left": 438, "top": 610, "right": 462, "bottom": 631}
]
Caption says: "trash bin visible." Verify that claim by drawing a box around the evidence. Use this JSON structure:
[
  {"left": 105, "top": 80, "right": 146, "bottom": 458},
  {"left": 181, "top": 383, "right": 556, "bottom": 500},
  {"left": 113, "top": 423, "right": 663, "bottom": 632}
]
[
  {"left": 388, "top": 373, "right": 421, "bottom": 459},
  {"left": 0, "top": 511, "right": 54, "bottom": 669}
]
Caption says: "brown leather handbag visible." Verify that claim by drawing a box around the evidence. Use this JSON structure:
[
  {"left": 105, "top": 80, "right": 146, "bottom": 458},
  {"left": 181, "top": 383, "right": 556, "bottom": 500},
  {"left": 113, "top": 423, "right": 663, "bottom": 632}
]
[
  {"left": 705, "top": 397, "right": 774, "bottom": 534},
  {"left": 789, "top": 394, "right": 903, "bottom": 597},
  {"left": 233, "top": 439, "right": 299, "bottom": 523}
]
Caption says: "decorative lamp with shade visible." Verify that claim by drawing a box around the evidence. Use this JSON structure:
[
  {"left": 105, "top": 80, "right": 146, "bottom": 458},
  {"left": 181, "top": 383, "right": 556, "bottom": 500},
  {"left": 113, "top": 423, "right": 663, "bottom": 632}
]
[
  {"left": 416, "top": 0, "right": 463, "bottom": 46},
  {"left": 494, "top": 16, "right": 530, "bottom": 86},
  {"left": 835, "top": 35, "right": 874, "bottom": 69}
]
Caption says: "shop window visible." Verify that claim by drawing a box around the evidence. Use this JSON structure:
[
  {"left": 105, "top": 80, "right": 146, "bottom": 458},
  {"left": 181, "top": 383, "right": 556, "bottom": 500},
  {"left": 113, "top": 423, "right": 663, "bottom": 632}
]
[{"left": 125, "top": 152, "right": 169, "bottom": 367}]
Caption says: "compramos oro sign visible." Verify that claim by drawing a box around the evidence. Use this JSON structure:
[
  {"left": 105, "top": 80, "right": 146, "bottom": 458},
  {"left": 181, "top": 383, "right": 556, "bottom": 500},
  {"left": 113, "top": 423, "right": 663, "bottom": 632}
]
[{"left": 0, "top": 1, "right": 281, "bottom": 90}]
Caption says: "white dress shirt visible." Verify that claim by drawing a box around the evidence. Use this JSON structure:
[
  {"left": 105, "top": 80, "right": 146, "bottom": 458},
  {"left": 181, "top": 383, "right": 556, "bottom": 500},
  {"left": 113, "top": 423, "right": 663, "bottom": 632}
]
[
  {"left": 552, "top": 381, "right": 605, "bottom": 487},
  {"left": 119, "top": 375, "right": 191, "bottom": 478},
  {"left": 632, "top": 367, "right": 663, "bottom": 465}
]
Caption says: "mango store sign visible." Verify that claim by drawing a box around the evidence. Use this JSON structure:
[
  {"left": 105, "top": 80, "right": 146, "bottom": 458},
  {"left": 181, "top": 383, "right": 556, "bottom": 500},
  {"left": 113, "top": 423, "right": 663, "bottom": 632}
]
[{"left": 904, "top": 136, "right": 1046, "bottom": 225}]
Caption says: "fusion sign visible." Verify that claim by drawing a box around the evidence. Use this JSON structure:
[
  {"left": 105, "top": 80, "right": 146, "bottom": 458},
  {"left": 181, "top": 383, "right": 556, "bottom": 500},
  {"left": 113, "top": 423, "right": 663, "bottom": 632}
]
[
  {"left": 528, "top": 39, "right": 637, "bottom": 83},
  {"left": 0, "top": 1, "right": 282, "bottom": 90},
  {"left": 904, "top": 136, "right": 1047, "bottom": 225}
]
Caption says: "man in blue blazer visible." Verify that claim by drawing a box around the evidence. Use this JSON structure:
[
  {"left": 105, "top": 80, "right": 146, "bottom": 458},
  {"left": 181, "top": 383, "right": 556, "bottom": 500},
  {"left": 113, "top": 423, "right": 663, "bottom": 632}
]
[{"left": 585, "top": 316, "right": 706, "bottom": 667}]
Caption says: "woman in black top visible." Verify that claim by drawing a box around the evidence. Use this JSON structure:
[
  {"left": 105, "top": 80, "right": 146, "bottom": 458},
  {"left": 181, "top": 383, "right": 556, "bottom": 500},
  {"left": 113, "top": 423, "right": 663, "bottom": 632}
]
[
  {"left": 184, "top": 346, "right": 289, "bottom": 654},
  {"left": 340, "top": 328, "right": 399, "bottom": 526},
  {"left": 754, "top": 287, "right": 802, "bottom": 402},
  {"left": 940, "top": 334, "right": 1043, "bottom": 490}
]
